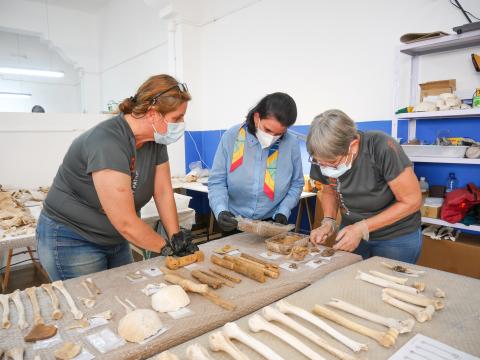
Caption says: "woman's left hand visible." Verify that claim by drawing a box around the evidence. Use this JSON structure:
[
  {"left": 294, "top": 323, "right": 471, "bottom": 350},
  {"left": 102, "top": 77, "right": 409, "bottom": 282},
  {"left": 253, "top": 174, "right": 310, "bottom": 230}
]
[{"left": 333, "top": 220, "right": 369, "bottom": 252}]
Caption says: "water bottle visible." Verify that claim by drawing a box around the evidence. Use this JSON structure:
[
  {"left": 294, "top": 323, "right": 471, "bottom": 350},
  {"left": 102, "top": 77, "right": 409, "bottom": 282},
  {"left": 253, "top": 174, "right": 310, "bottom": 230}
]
[
  {"left": 419, "top": 177, "right": 429, "bottom": 201},
  {"left": 446, "top": 173, "right": 458, "bottom": 193}
]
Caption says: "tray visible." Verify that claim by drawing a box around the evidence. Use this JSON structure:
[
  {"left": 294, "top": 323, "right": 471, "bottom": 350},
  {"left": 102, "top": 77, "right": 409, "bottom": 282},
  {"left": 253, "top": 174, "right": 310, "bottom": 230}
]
[{"left": 265, "top": 232, "right": 309, "bottom": 255}]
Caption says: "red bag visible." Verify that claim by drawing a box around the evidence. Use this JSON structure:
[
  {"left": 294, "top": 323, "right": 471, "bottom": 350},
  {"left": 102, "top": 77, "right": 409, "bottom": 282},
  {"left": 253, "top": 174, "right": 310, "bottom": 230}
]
[{"left": 441, "top": 183, "right": 480, "bottom": 223}]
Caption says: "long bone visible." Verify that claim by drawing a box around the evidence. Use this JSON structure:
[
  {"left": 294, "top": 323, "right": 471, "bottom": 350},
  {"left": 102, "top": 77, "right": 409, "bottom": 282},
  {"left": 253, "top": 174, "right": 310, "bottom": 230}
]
[
  {"left": 369, "top": 271, "right": 408, "bottom": 285},
  {"left": 356, "top": 271, "right": 419, "bottom": 294},
  {"left": 0, "top": 294, "right": 11, "bottom": 329},
  {"left": 383, "top": 288, "right": 444, "bottom": 310},
  {"left": 41, "top": 283, "right": 63, "bottom": 320},
  {"left": 209, "top": 331, "right": 250, "bottom": 360},
  {"left": 25, "top": 287, "right": 43, "bottom": 325},
  {"left": 52, "top": 281, "right": 84, "bottom": 320},
  {"left": 249, "top": 314, "right": 327, "bottom": 360},
  {"left": 222, "top": 322, "right": 285, "bottom": 360},
  {"left": 276, "top": 300, "right": 368, "bottom": 353},
  {"left": 313, "top": 305, "right": 398, "bottom": 348},
  {"left": 327, "top": 298, "right": 415, "bottom": 334},
  {"left": 186, "top": 344, "right": 214, "bottom": 360},
  {"left": 382, "top": 292, "right": 434, "bottom": 322},
  {"left": 10, "top": 290, "right": 28, "bottom": 330},
  {"left": 262, "top": 306, "right": 356, "bottom": 360}
]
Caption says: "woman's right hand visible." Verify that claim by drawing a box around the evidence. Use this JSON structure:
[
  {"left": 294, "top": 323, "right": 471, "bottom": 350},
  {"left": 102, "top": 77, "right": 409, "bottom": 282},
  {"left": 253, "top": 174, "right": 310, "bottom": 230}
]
[{"left": 310, "top": 219, "right": 335, "bottom": 245}]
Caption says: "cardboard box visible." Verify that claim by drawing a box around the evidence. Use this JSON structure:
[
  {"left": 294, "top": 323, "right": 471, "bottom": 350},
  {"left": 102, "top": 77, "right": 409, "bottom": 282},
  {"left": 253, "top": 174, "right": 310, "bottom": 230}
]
[
  {"left": 419, "top": 79, "right": 456, "bottom": 101},
  {"left": 420, "top": 205, "right": 442, "bottom": 219}
]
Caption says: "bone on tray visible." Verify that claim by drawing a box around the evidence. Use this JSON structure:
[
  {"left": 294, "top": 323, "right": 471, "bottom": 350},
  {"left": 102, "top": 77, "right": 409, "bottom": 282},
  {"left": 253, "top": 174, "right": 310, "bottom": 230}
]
[
  {"left": 211, "top": 255, "right": 266, "bottom": 283},
  {"left": 166, "top": 251, "right": 205, "bottom": 270}
]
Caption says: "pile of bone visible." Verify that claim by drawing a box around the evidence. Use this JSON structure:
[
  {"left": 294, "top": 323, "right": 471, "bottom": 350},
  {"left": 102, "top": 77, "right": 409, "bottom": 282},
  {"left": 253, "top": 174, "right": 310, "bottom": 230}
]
[{"left": 414, "top": 93, "right": 471, "bottom": 112}]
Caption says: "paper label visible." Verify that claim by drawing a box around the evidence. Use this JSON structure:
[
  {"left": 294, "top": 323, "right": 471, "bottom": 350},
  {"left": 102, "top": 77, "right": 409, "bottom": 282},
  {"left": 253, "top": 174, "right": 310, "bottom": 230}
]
[
  {"left": 260, "top": 252, "right": 282, "bottom": 260},
  {"left": 139, "top": 327, "right": 168, "bottom": 344},
  {"left": 33, "top": 332, "right": 62, "bottom": 350},
  {"left": 86, "top": 328, "right": 126, "bottom": 353},
  {"left": 168, "top": 307, "right": 194, "bottom": 319},
  {"left": 227, "top": 249, "right": 241, "bottom": 256},
  {"left": 77, "top": 317, "right": 109, "bottom": 333},
  {"left": 280, "top": 262, "right": 299, "bottom": 272},
  {"left": 142, "top": 267, "right": 163, "bottom": 277}
]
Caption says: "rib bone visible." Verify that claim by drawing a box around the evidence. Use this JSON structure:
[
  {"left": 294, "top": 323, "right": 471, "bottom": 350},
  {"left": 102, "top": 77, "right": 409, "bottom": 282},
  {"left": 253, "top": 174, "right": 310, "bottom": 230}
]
[
  {"left": 356, "top": 271, "right": 419, "bottom": 294},
  {"left": 41, "top": 283, "right": 63, "bottom": 320},
  {"left": 383, "top": 288, "right": 444, "bottom": 310},
  {"left": 115, "top": 296, "right": 132, "bottom": 313},
  {"left": 369, "top": 270, "right": 408, "bottom": 285},
  {"left": 262, "top": 306, "right": 355, "bottom": 360},
  {"left": 0, "top": 294, "right": 11, "bottom": 329},
  {"left": 223, "top": 322, "right": 285, "bottom": 360},
  {"left": 327, "top": 298, "right": 414, "bottom": 334},
  {"left": 209, "top": 331, "right": 250, "bottom": 360},
  {"left": 86, "top": 278, "right": 101, "bottom": 294},
  {"left": 10, "top": 290, "right": 28, "bottom": 330},
  {"left": 81, "top": 281, "right": 94, "bottom": 298},
  {"left": 313, "top": 305, "right": 398, "bottom": 348},
  {"left": 5, "top": 347, "right": 24, "bottom": 360},
  {"left": 186, "top": 344, "right": 214, "bottom": 360},
  {"left": 249, "top": 314, "right": 326, "bottom": 360},
  {"left": 276, "top": 300, "right": 368, "bottom": 353},
  {"left": 382, "top": 292, "right": 434, "bottom": 322},
  {"left": 52, "top": 281, "right": 84, "bottom": 320},
  {"left": 25, "top": 287, "right": 43, "bottom": 325}
]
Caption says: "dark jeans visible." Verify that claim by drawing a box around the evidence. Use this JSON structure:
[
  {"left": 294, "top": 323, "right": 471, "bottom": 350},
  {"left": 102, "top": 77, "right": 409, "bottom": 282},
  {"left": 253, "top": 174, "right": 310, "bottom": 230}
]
[
  {"left": 354, "top": 228, "right": 423, "bottom": 264},
  {"left": 36, "top": 212, "right": 133, "bottom": 281}
]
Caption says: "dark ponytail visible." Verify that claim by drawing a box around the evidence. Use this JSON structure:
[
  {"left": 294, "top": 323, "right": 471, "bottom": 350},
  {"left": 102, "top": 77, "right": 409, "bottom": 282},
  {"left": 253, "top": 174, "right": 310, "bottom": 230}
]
[{"left": 246, "top": 92, "right": 297, "bottom": 135}]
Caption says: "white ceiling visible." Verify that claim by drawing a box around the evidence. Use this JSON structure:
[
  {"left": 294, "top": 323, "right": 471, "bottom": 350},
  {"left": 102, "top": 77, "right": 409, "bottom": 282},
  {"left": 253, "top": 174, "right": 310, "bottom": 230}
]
[{"left": 26, "top": 0, "right": 112, "bottom": 14}]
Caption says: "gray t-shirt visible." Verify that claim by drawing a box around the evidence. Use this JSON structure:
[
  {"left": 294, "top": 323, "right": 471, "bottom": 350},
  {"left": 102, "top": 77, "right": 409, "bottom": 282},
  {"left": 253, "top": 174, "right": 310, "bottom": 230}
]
[
  {"left": 43, "top": 113, "right": 169, "bottom": 246},
  {"left": 310, "top": 131, "right": 421, "bottom": 241}
]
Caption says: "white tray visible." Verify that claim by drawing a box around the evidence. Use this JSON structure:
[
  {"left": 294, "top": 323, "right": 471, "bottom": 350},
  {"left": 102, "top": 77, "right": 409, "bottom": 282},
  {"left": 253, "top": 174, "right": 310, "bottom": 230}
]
[{"left": 402, "top": 145, "right": 468, "bottom": 158}]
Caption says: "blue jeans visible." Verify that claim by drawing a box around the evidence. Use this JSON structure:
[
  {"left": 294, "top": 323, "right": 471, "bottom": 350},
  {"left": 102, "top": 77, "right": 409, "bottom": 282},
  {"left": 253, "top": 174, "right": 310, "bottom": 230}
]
[
  {"left": 36, "top": 212, "right": 133, "bottom": 281},
  {"left": 354, "top": 228, "right": 422, "bottom": 264}
]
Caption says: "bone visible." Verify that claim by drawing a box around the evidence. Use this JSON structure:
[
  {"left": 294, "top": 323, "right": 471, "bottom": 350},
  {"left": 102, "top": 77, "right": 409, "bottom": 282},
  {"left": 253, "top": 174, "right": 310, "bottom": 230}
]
[
  {"left": 412, "top": 282, "right": 426, "bottom": 292},
  {"left": 434, "top": 288, "right": 446, "bottom": 298},
  {"left": 81, "top": 281, "right": 94, "bottom": 298},
  {"left": 356, "top": 271, "right": 419, "bottom": 294},
  {"left": 369, "top": 270, "right": 408, "bottom": 285},
  {"left": 200, "top": 270, "right": 234, "bottom": 288},
  {"left": 125, "top": 298, "right": 137, "bottom": 309},
  {"left": 0, "top": 294, "right": 11, "bottom": 329},
  {"left": 327, "top": 298, "right": 415, "bottom": 334},
  {"left": 91, "top": 310, "right": 113, "bottom": 320},
  {"left": 85, "top": 278, "right": 101, "bottom": 295},
  {"left": 223, "top": 322, "right": 285, "bottom": 360},
  {"left": 383, "top": 288, "right": 444, "bottom": 310},
  {"left": 209, "top": 331, "right": 251, "bottom": 360},
  {"left": 155, "top": 352, "right": 179, "bottom": 360},
  {"left": 25, "top": 287, "right": 43, "bottom": 325},
  {"left": 10, "top": 290, "right": 28, "bottom": 330},
  {"left": 66, "top": 318, "right": 89, "bottom": 330},
  {"left": 382, "top": 292, "right": 434, "bottom": 323},
  {"left": 209, "top": 268, "right": 242, "bottom": 283},
  {"left": 115, "top": 296, "right": 132, "bottom": 313},
  {"left": 276, "top": 300, "right": 368, "bottom": 353},
  {"left": 166, "top": 251, "right": 205, "bottom": 270},
  {"left": 381, "top": 262, "right": 424, "bottom": 277},
  {"left": 249, "top": 314, "right": 327, "bottom": 360},
  {"left": 24, "top": 324, "right": 58, "bottom": 342},
  {"left": 52, "top": 281, "right": 84, "bottom": 319},
  {"left": 313, "top": 305, "right": 398, "bottom": 348},
  {"left": 262, "top": 306, "right": 356, "bottom": 360},
  {"left": 54, "top": 342, "right": 81, "bottom": 360},
  {"left": 41, "top": 283, "right": 64, "bottom": 320},
  {"left": 78, "top": 297, "right": 95, "bottom": 308},
  {"left": 186, "top": 344, "right": 214, "bottom": 360},
  {"left": 5, "top": 347, "right": 24, "bottom": 360}
]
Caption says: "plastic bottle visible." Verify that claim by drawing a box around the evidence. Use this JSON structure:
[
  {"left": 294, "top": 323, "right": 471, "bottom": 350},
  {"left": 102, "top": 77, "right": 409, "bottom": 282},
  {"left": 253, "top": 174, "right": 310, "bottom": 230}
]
[
  {"left": 419, "top": 177, "right": 429, "bottom": 199},
  {"left": 446, "top": 172, "right": 458, "bottom": 193}
]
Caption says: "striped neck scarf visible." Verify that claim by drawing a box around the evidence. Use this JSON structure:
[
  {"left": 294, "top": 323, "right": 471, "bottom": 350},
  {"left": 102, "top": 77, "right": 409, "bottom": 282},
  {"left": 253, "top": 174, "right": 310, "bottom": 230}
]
[{"left": 230, "top": 125, "right": 281, "bottom": 201}]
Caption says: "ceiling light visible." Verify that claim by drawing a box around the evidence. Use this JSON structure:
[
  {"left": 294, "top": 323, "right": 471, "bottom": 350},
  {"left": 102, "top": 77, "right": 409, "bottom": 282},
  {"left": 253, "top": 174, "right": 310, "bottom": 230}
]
[
  {"left": 0, "top": 67, "right": 64, "bottom": 78},
  {"left": 0, "top": 92, "right": 32, "bottom": 99}
]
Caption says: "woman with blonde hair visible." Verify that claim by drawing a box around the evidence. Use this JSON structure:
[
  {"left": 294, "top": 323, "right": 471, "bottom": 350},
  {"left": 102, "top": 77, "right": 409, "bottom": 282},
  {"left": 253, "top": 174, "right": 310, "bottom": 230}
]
[
  {"left": 307, "top": 109, "right": 422, "bottom": 263},
  {"left": 37, "top": 75, "right": 196, "bottom": 280}
]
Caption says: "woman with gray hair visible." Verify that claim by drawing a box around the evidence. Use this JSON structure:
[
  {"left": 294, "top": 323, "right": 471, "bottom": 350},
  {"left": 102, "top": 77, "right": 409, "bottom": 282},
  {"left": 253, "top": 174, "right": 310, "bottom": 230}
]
[{"left": 307, "top": 109, "right": 422, "bottom": 263}]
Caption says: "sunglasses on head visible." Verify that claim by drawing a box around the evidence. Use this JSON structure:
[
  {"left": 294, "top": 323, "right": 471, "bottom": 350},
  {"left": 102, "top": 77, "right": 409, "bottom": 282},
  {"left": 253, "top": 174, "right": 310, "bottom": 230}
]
[{"left": 151, "top": 83, "right": 189, "bottom": 105}]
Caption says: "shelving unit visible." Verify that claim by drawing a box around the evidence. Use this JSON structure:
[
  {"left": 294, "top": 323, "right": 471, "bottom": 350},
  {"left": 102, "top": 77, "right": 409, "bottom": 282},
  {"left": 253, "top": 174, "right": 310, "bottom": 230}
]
[
  {"left": 397, "top": 108, "right": 480, "bottom": 120},
  {"left": 422, "top": 217, "right": 480, "bottom": 232},
  {"left": 409, "top": 156, "right": 480, "bottom": 164}
]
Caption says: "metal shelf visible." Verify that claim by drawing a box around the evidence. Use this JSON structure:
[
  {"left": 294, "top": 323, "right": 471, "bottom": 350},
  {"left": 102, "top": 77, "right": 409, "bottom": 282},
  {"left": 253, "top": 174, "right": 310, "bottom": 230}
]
[
  {"left": 409, "top": 157, "right": 480, "bottom": 165},
  {"left": 400, "top": 30, "right": 480, "bottom": 56},
  {"left": 422, "top": 217, "right": 480, "bottom": 232},
  {"left": 397, "top": 108, "right": 480, "bottom": 120}
]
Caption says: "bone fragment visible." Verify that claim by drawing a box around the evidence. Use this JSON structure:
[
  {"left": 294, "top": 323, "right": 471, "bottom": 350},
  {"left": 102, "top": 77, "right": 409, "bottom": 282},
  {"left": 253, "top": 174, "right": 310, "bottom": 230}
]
[
  {"left": 434, "top": 288, "right": 446, "bottom": 298},
  {"left": 24, "top": 323, "right": 57, "bottom": 342},
  {"left": 91, "top": 310, "right": 113, "bottom": 320},
  {"left": 41, "top": 283, "right": 63, "bottom": 320},
  {"left": 52, "top": 281, "right": 83, "bottom": 319},
  {"left": 125, "top": 298, "right": 137, "bottom": 309},
  {"left": 10, "top": 290, "right": 28, "bottom": 330},
  {"left": 0, "top": 294, "right": 11, "bottom": 329},
  {"left": 369, "top": 270, "right": 408, "bottom": 285},
  {"left": 313, "top": 305, "right": 398, "bottom": 348},
  {"left": 85, "top": 278, "right": 101, "bottom": 294},
  {"left": 66, "top": 318, "right": 89, "bottom": 330},
  {"left": 249, "top": 314, "right": 327, "bottom": 360},
  {"left": 155, "top": 352, "right": 179, "bottom": 360},
  {"left": 381, "top": 262, "right": 424, "bottom": 276},
  {"left": 186, "top": 344, "right": 215, "bottom": 360},
  {"left": 223, "top": 322, "right": 285, "bottom": 360},
  {"left": 383, "top": 288, "right": 444, "bottom": 310},
  {"left": 209, "top": 331, "right": 251, "bottom": 360},
  {"left": 276, "top": 300, "right": 368, "bottom": 353},
  {"left": 356, "top": 271, "right": 419, "bottom": 294},
  {"left": 78, "top": 297, "right": 95, "bottom": 309},
  {"left": 327, "top": 298, "right": 414, "bottom": 334},
  {"left": 25, "top": 287, "right": 43, "bottom": 325},
  {"left": 209, "top": 268, "right": 242, "bottom": 283},
  {"left": 115, "top": 296, "right": 132, "bottom": 313},
  {"left": 382, "top": 292, "right": 434, "bottom": 322},
  {"left": 54, "top": 342, "right": 81, "bottom": 360},
  {"left": 81, "top": 281, "right": 94, "bottom": 298},
  {"left": 5, "top": 347, "right": 24, "bottom": 360},
  {"left": 413, "top": 282, "right": 426, "bottom": 292},
  {"left": 262, "top": 306, "right": 355, "bottom": 360}
]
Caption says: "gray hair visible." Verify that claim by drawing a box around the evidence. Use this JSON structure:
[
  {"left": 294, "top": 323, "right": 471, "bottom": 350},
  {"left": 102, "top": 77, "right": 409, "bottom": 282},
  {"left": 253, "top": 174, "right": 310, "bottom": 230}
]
[{"left": 307, "top": 109, "right": 357, "bottom": 160}]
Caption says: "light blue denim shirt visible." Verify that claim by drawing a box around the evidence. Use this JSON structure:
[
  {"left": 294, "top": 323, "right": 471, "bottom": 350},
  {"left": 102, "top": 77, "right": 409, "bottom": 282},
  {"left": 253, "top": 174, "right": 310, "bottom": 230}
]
[{"left": 208, "top": 123, "right": 304, "bottom": 220}]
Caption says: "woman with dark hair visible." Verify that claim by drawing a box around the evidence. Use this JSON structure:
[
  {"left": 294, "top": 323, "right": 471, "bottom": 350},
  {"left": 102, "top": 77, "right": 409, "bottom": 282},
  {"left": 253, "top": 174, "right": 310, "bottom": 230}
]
[
  {"left": 208, "top": 92, "right": 304, "bottom": 231},
  {"left": 37, "top": 74, "right": 197, "bottom": 280}
]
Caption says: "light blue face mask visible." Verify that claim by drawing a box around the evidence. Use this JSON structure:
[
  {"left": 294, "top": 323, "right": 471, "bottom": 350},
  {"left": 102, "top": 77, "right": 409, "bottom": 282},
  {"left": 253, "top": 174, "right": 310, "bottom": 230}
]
[
  {"left": 152, "top": 121, "right": 185, "bottom": 145},
  {"left": 320, "top": 144, "right": 356, "bottom": 179}
]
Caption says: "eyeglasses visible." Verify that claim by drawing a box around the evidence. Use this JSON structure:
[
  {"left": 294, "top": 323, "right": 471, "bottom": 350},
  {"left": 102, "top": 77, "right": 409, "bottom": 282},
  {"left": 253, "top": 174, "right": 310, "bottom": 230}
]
[
  {"left": 151, "top": 83, "right": 189, "bottom": 105},
  {"left": 308, "top": 155, "right": 345, "bottom": 169}
]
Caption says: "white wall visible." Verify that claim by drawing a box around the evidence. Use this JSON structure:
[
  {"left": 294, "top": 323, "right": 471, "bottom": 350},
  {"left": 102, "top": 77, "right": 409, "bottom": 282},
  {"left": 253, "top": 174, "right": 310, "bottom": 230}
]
[{"left": 180, "top": 0, "right": 480, "bottom": 130}]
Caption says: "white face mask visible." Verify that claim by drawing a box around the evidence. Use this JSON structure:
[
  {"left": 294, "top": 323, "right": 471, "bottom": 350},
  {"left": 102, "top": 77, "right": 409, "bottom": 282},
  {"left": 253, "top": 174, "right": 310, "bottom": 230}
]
[
  {"left": 152, "top": 120, "right": 185, "bottom": 145},
  {"left": 256, "top": 121, "right": 281, "bottom": 149},
  {"left": 320, "top": 145, "right": 356, "bottom": 179}
]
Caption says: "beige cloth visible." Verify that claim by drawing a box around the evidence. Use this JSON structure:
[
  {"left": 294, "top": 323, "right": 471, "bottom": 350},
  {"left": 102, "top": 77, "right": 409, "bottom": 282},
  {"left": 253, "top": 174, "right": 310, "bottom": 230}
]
[
  {"left": 162, "top": 256, "right": 480, "bottom": 359},
  {"left": 0, "top": 232, "right": 360, "bottom": 359}
]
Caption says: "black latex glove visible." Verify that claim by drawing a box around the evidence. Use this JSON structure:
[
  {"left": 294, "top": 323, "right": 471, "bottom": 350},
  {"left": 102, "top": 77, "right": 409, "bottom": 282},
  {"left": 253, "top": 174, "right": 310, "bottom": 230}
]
[
  {"left": 217, "top": 211, "right": 238, "bottom": 232},
  {"left": 161, "top": 229, "right": 199, "bottom": 257},
  {"left": 274, "top": 213, "right": 288, "bottom": 225}
]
